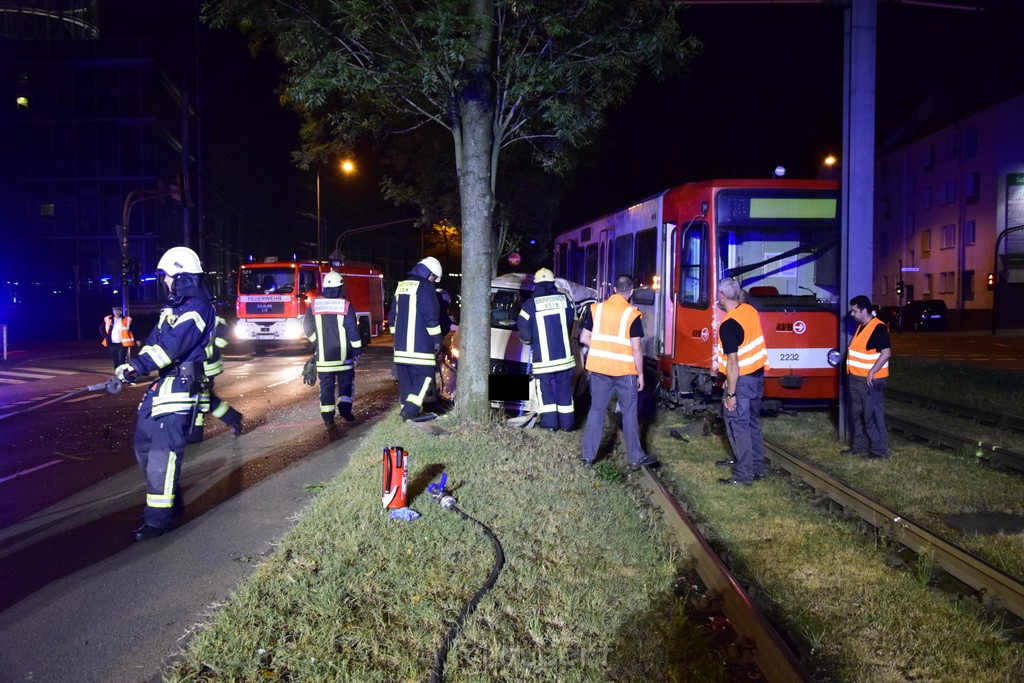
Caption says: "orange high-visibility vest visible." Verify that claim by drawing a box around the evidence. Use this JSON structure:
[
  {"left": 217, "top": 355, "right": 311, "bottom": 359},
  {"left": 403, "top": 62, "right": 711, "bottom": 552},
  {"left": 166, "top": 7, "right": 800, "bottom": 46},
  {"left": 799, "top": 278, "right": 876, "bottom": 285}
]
[
  {"left": 716, "top": 303, "right": 768, "bottom": 375},
  {"left": 102, "top": 315, "right": 135, "bottom": 347},
  {"left": 584, "top": 294, "right": 641, "bottom": 377},
  {"left": 847, "top": 317, "right": 889, "bottom": 378}
]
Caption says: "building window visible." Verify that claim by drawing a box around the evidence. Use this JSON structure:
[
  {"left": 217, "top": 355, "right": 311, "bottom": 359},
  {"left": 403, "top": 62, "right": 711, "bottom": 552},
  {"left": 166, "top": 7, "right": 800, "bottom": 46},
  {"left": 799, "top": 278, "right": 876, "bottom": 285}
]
[
  {"left": 921, "top": 229, "right": 931, "bottom": 258},
  {"left": 940, "top": 179, "right": 956, "bottom": 204},
  {"left": 963, "top": 270, "right": 975, "bottom": 301},
  {"left": 40, "top": 203, "right": 55, "bottom": 217},
  {"left": 966, "top": 171, "right": 980, "bottom": 205},
  {"left": 879, "top": 232, "right": 889, "bottom": 258},
  {"left": 940, "top": 271, "right": 955, "bottom": 294},
  {"left": 963, "top": 126, "right": 978, "bottom": 158},
  {"left": 924, "top": 273, "right": 933, "bottom": 296},
  {"left": 964, "top": 220, "right": 976, "bottom": 246},
  {"left": 941, "top": 224, "right": 956, "bottom": 249},
  {"left": 941, "top": 133, "right": 957, "bottom": 160},
  {"left": 922, "top": 187, "right": 932, "bottom": 210},
  {"left": 16, "top": 96, "right": 29, "bottom": 108},
  {"left": 924, "top": 143, "right": 935, "bottom": 173}
]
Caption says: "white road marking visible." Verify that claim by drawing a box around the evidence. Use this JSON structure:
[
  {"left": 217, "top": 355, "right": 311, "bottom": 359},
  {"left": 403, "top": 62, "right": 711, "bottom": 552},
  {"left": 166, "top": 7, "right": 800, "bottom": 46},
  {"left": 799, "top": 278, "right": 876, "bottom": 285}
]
[
  {"left": 0, "top": 369, "right": 59, "bottom": 379},
  {"left": 0, "top": 459, "right": 62, "bottom": 485}
]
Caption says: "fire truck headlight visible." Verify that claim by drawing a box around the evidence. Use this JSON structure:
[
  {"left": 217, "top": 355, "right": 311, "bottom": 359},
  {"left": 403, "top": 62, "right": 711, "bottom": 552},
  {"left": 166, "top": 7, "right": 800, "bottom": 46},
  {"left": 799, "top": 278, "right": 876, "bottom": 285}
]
[
  {"left": 827, "top": 348, "right": 841, "bottom": 367},
  {"left": 234, "top": 321, "right": 251, "bottom": 340},
  {"left": 283, "top": 319, "right": 303, "bottom": 340}
]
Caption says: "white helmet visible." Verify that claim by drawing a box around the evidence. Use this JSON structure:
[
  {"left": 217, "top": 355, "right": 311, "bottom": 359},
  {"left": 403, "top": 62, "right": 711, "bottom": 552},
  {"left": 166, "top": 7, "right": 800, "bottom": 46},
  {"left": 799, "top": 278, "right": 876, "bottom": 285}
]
[
  {"left": 323, "top": 271, "right": 343, "bottom": 288},
  {"left": 419, "top": 256, "right": 442, "bottom": 282},
  {"left": 157, "top": 246, "right": 203, "bottom": 275},
  {"left": 534, "top": 267, "right": 555, "bottom": 283}
]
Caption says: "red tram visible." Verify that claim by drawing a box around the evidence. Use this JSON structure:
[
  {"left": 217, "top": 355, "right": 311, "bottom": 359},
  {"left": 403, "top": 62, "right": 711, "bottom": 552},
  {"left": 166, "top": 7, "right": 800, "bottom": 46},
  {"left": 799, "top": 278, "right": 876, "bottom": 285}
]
[{"left": 554, "top": 178, "right": 842, "bottom": 412}]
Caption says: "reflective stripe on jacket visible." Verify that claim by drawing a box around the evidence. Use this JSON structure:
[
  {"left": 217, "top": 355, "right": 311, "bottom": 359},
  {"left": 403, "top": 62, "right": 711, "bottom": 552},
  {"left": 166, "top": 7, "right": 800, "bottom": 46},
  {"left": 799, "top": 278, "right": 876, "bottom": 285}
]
[
  {"left": 102, "top": 315, "right": 135, "bottom": 347},
  {"left": 847, "top": 316, "right": 889, "bottom": 378},
  {"left": 388, "top": 275, "right": 442, "bottom": 367},
  {"left": 716, "top": 303, "right": 769, "bottom": 376},
  {"left": 303, "top": 296, "right": 363, "bottom": 372},
  {"left": 203, "top": 316, "right": 230, "bottom": 378},
  {"left": 584, "top": 294, "right": 640, "bottom": 377},
  {"left": 517, "top": 283, "right": 575, "bottom": 374}
]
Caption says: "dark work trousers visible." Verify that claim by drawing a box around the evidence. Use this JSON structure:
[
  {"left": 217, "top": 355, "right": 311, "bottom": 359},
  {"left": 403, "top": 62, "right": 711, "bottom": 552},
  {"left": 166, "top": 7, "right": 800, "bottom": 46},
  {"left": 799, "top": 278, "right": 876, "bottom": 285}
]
[
  {"left": 133, "top": 387, "right": 191, "bottom": 529},
  {"left": 109, "top": 344, "right": 128, "bottom": 369},
  {"left": 581, "top": 372, "right": 647, "bottom": 466},
  {"left": 320, "top": 369, "right": 355, "bottom": 421},
  {"left": 723, "top": 373, "right": 765, "bottom": 484},
  {"left": 535, "top": 368, "right": 575, "bottom": 430},
  {"left": 848, "top": 375, "right": 888, "bottom": 455},
  {"left": 396, "top": 363, "right": 434, "bottom": 419}
]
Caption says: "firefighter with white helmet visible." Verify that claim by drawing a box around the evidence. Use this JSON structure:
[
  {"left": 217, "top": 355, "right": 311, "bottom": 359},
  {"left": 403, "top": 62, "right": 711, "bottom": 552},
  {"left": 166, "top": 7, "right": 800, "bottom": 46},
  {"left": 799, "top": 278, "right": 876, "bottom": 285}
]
[
  {"left": 517, "top": 268, "right": 577, "bottom": 430},
  {"left": 114, "top": 245, "right": 216, "bottom": 541},
  {"left": 302, "top": 270, "right": 363, "bottom": 425},
  {"left": 388, "top": 256, "right": 444, "bottom": 420}
]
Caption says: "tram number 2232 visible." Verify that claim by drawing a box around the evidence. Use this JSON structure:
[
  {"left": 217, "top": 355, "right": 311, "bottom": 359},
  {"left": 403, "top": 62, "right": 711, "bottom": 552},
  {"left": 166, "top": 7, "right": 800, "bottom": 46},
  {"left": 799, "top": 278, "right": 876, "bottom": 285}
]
[{"left": 779, "top": 353, "right": 800, "bottom": 362}]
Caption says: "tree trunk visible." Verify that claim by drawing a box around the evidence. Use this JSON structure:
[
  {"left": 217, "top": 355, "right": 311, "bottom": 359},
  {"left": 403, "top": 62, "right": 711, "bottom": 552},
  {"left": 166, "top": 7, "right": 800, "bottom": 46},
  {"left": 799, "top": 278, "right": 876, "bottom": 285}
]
[{"left": 454, "top": 0, "right": 496, "bottom": 421}]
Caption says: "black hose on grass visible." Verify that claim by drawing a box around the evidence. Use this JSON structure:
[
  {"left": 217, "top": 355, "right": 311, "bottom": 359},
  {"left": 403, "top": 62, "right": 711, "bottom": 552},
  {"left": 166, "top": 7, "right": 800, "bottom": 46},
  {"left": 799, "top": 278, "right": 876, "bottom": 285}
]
[{"left": 430, "top": 497, "right": 505, "bottom": 683}]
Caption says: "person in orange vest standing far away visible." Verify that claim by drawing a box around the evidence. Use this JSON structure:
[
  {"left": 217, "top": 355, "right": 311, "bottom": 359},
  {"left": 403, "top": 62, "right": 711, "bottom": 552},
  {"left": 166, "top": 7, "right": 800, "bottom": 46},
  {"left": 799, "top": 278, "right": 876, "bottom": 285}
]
[
  {"left": 842, "top": 295, "right": 892, "bottom": 459},
  {"left": 101, "top": 305, "right": 135, "bottom": 369}
]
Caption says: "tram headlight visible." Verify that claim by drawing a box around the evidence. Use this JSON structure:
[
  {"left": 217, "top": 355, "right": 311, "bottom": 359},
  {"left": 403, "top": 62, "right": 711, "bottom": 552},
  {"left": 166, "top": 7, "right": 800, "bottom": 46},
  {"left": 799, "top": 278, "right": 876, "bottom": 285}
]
[{"left": 827, "top": 348, "right": 841, "bottom": 367}]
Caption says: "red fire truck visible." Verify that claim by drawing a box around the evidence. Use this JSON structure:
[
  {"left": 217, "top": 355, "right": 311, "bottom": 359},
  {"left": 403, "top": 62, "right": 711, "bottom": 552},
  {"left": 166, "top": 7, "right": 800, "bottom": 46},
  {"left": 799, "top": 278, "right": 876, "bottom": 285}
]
[{"left": 234, "top": 258, "right": 384, "bottom": 345}]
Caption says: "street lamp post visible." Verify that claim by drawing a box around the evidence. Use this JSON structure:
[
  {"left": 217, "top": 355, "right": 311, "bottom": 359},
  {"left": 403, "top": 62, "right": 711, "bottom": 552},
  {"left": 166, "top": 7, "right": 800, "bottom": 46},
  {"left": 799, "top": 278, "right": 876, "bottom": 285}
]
[{"left": 316, "top": 158, "right": 357, "bottom": 262}]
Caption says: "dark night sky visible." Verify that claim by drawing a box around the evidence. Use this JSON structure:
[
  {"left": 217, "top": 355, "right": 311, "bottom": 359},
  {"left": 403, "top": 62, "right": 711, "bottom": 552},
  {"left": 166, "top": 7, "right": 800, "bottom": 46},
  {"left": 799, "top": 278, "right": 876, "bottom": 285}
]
[{"left": 99, "top": 0, "right": 1024, "bottom": 246}]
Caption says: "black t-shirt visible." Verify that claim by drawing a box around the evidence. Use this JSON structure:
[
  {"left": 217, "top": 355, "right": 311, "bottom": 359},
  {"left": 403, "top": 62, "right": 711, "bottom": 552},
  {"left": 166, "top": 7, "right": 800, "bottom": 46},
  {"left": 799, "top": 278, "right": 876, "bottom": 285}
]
[
  {"left": 859, "top": 321, "right": 891, "bottom": 352},
  {"left": 581, "top": 306, "right": 644, "bottom": 338},
  {"left": 720, "top": 318, "right": 743, "bottom": 354}
]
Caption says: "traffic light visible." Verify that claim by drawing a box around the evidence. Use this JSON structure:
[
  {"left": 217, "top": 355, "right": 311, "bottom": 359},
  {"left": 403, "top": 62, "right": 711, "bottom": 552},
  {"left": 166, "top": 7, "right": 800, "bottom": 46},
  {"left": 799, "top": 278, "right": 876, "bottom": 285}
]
[
  {"left": 988, "top": 272, "right": 996, "bottom": 290},
  {"left": 895, "top": 280, "right": 904, "bottom": 297}
]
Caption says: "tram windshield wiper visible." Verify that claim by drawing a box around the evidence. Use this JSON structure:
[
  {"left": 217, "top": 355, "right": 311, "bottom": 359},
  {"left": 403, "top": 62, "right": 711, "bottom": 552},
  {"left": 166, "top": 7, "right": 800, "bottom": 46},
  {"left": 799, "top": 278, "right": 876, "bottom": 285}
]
[{"left": 724, "top": 236, "right": 838, "bottom": 280}]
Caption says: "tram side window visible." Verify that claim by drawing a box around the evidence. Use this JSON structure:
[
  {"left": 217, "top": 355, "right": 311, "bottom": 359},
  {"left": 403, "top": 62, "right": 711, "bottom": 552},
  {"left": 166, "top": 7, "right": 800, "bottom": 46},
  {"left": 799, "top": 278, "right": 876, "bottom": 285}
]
[
  {"left": 635, "top": 228, "right": 657, "bottom": 288},
  {"left": 556, "top": 242, "right": 569, "bottom": 279},
  {"left": 678, "top": 221, "right": 707, "bottom": 307},
  {"left": 584, "top": 244, "right": 598, "bottom": 290},
  {"left": 614, "top": 234, "right": 634, "bottom": 279},
  {"left": 570, "top": 243, "right": 585, "bottom": 282}
]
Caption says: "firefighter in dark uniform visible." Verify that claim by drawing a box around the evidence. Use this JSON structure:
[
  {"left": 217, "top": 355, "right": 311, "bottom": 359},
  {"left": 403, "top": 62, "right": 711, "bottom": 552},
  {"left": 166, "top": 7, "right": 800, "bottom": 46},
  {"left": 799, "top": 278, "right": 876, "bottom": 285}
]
[
  {"left": 189, "top": 312, "right": 244, "bottom": 441},
  {"left": 115, "top": 246, "right": 216, "bottom": 541},
  {"left": 388, "top": 257, "right": 443, "bottom": 420},
  {"left": 303, "top": 270, "right": 363, "bottom": 425},
  {"left": 517, "top": 268, "right": 576, "bottom": 430},
  {"left": 715, "top": 277, "right": 768, "bottom": 486}
]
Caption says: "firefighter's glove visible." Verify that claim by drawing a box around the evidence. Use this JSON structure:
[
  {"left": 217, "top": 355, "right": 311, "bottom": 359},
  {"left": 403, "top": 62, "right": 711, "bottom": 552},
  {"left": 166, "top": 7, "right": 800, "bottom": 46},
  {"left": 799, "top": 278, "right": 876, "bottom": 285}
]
[
  {"left": 302, "top": 357, "right": 317, "bottom": 386},
  {"left": 115, "top": 363, "right": 139, "bottom": 384}
]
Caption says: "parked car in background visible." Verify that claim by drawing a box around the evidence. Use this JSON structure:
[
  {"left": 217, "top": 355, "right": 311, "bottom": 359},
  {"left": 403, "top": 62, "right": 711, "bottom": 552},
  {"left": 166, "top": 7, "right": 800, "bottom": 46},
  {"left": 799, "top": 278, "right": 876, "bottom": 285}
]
[
  {"left": 875, "top": 305, "right": 900, "bottom": 328},
  {"left": 901, "top": 299, "right": 949, "bottom": 331},
  {"left": 437, "top": 273, "right": 597, "bottom": 417}
]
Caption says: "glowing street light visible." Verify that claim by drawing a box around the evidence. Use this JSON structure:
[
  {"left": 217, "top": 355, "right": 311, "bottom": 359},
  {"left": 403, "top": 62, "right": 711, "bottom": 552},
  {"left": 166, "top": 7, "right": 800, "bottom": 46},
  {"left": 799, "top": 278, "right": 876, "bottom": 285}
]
[{"left": 824, "top": 154, "right": 837, "bottom": 167}]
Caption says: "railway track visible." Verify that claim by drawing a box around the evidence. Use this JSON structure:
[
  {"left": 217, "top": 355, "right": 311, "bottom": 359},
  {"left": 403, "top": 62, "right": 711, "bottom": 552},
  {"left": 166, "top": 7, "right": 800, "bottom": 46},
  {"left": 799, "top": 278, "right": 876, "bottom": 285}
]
[
  {"left": 637, "top": 467, "right": 812, "bottom": 682},
  {"left": 887, "top": 388, "right": 1024, "bottom": 434},
  {"left": 762, "top": 437, "right": 1024, "bottom": 620},
  {"left": 883, "top": 389, "right": 1024, "bottom": 473}
]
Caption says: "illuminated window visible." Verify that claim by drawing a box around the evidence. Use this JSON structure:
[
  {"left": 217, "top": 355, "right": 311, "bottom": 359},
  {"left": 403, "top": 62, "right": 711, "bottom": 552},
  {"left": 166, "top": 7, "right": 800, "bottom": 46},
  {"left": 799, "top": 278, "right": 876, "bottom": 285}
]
[
  {"left": 921, "top": 229, "right": 931, "bottom": 258},
  {"left": 40, "top": 203, "right": 54, "bottom": 217},
  {"left": 16, "top": 96, "right": 29, "bottom": 108},
  {"left": 924, "top": 273, "right": 933, "bottom": 295}
]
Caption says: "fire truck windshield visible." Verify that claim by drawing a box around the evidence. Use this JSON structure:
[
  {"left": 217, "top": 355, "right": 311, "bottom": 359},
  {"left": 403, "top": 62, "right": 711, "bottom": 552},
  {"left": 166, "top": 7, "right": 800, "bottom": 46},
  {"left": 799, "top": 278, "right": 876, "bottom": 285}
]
[{"left": 240, "top": 268, "right": 296, "bottom": 295}]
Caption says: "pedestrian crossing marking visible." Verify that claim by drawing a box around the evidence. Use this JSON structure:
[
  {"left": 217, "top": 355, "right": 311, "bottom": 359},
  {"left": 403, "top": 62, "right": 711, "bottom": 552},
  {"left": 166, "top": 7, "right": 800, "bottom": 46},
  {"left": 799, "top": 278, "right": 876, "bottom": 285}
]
[{"left": 0, "top": 370, "right": 56, "bottom": 379}]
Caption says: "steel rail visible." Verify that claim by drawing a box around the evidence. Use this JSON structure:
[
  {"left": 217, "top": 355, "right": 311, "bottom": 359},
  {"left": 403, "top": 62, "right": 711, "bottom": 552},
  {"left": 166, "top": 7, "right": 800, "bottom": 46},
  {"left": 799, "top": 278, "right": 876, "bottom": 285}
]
[
  {"left": 637, "top": 467, "right": 813, "bottom": 683},
  {"left": 763, "top": 439, "right": 1024, "bottom": 620},
  {"left": 886, "top": 388, "right": 1024, "bottom": 434},
  {"left": 884, "top": 414, "right": 1024, "bottom": 474}
]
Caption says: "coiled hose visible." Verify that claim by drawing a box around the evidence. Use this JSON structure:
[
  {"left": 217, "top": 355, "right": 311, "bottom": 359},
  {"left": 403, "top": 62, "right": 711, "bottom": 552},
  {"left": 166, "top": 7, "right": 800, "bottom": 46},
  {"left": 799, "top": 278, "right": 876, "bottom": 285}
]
[{"left": 430, "top": 496, "right": 505, "bottom": 683}]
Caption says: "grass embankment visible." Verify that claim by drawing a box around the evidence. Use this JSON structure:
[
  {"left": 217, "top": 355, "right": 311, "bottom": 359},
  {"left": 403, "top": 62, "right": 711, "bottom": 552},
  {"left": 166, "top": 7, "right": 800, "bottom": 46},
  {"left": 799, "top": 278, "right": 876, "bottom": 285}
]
[
  {"left": 168, "top": 416, "right": 725, "bottom": 682},
  {"left": 650, "top": 416, "right": 1024, "bottom": 681}
]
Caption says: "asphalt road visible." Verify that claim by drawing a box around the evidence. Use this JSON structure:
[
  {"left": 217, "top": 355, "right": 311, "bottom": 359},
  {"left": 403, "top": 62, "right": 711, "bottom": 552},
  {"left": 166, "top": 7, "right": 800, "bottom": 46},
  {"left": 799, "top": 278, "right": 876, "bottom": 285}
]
[{"left": 0, "top": 338, "right": 398, "bottom": 682}]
